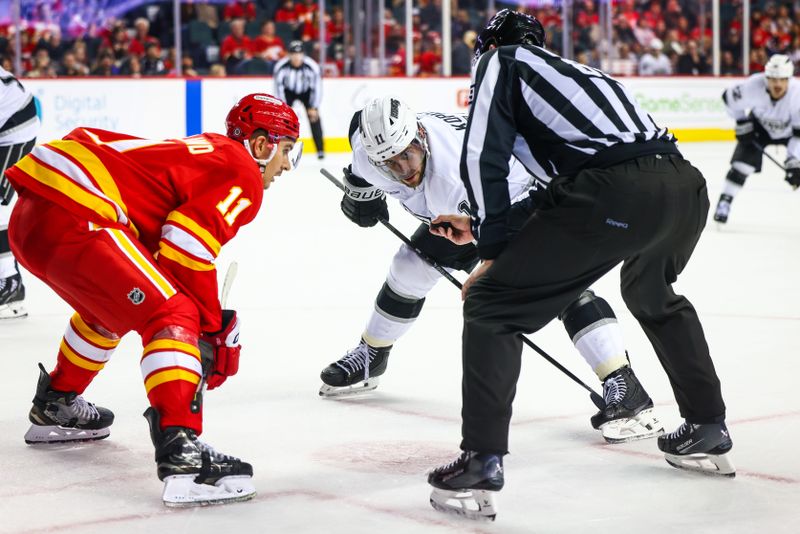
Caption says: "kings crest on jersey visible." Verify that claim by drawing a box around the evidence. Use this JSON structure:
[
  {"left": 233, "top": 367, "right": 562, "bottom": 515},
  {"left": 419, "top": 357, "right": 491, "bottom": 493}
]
[{"left": 349, "top": 112, "right": 534, "bottom": 223}]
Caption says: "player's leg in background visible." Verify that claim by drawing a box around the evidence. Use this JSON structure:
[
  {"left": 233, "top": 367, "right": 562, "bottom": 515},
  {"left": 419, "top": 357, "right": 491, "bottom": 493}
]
[
  {"left": 559, "top": 290, "right": 663, "bottom": 442},
  {"left": 303, "top": 94, "right": 324, "bottom": 159},
  {"left": 0, "top": 138, "right": 36, "bottom": 319},
  {"left": 320, "top": 224, "right": 478, "bottom": 396},
  {"left": 715, "top": 140, "right": 762, "bottom": 223}
]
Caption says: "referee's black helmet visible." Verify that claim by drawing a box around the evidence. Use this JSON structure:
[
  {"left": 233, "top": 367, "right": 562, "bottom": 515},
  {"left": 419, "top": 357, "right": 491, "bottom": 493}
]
[{"left": 474, "top": 9, "right": 545, "bottom": 60}]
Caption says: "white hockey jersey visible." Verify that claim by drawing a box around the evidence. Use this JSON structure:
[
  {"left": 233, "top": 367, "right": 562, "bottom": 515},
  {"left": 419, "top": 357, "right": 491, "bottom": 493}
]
[
  {"left": 350, "top": 112, "right": 534, "bottom": 223},
  {"left": 723, "top": 73, "right": 800, "bottom": 160},
  {"left": 0, "top": 66, "right": 41, "bottom": 145}
]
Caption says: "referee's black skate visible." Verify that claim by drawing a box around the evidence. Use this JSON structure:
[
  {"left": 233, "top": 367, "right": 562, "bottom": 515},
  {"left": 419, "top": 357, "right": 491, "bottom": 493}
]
[
  {"left": 428, "top": 451, "right": 504, "bottom": 521},
  {"left": 0, "top": 271, "right": 26, "bottom": 319},
  {"left": 658, "top": 420, "right": 735, "bottom": 477},
  {"left": 319, "top": 338, "right": 391, "bottom": 397},
  {"left": 24, "top": 363, "right": 114, "bottom": 444},
  {"left": 144, "top": 407, "right": 255, "bottom": 507},
  {"left": 590, "top": 365, "right": 664, "bottom": 443}
]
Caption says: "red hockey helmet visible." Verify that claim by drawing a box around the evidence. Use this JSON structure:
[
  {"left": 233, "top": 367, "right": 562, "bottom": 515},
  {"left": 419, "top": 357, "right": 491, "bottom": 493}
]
[{"left": 226, "top": 93, "right": 300, "bottom": 143}]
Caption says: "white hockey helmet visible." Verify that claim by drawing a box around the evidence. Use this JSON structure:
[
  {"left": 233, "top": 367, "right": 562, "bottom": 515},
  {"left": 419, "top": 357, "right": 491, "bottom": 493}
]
[
  {"left": 765, "top": 54, "right": 794, "bottom": 79},
  {"left": 359, "top": 96, "right": 419, "bottom": 163}
]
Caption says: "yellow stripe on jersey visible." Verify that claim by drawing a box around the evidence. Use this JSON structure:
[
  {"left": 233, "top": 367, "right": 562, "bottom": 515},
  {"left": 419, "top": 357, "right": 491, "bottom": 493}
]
[
  {"left": 106, "top": 229, "right": 177, "bottom": 299},
  {"left": 166, "top": 211, "right": 222, "bottom": 256},
  {"left": 143, "top": 339, "right": 201, "bottom": 360},
  {"left": 71, "top": 313, "right": 120, "bottom": 349},
  {"left": 48, "top": 140, "right": 130, "bottom": 218},
  {"left": 15, "top": 156, "right": 120, "bottom": 223},
  {"left": 144, "top": 368, "right": 201, "bottom": 394},
  {"left": 60, "top": 339, "right": 106, "bottom": 372},
  {"left": 159, "top": 240, "right": 215, "bottom": 272}
]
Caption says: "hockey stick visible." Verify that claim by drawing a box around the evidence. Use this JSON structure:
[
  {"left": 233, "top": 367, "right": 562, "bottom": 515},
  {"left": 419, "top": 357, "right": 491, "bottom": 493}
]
[
  {"left": 190, "top": 261, "right": 239, "bottom": 413},
  {"left": 321, "top": 168, "right": 605, "bottom": 410},
  {"left": 754, "top": 141, "right": 798, "bottom": 190}
]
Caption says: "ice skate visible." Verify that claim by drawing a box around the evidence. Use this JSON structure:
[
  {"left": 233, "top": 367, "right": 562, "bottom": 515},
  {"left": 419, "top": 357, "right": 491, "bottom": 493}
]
[
  {"left": 319, "top": 339, "right": 391, "bottom": 398},
  {"left": 590, "top": 365, "right": 664, "bottom": 443},
  {"left": 144, "top": 407, "right": 255, "bottom": 507},
  {"left": 428, "top": 451, "right": 503, "bottom": 521},
  {"left": 658, "top": 420, "right": 735, "bottom": 477},
  {"left": 24, "top": 363, "right": 114, "bottom": 444},
  {"left": 0, "top": 272, "right": 26, "bottom": 319},
  {"left": 713, "top": 193, "right": 733, "bottom": 225}
]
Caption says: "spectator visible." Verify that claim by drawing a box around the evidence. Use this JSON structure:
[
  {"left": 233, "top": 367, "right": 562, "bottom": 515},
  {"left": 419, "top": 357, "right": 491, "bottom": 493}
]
[
  {"left": 58, "top": 51, "right": 88, "bottom": 76},
  {"left": 209, "top": 63, "right": 227, "bottom": 76},
  {"left": 26, "top": 49, "right": 57, "bottom": 78},
  {"left": 91, "top": 51, "right": 118, "bottom": 76},
  {"left": 129, "top": 18, "right": 159, "bottom": 57},
  {"left": 275, "top": 0, "right": 301, "bottom": 26},
  {"left": 220, "top": 18, "right": 252, "bottom": 71},
  {"left": 253, "top": 21, "right": 285, "bottom": 61},
  {"left": 638, "top": 38, "right": 672, "bottom": 75},
  {"left": 223, "top": 1, "right": 257, "bottom": 21},
  {"left": 720, "top": 50, "right": 739, "bottom": 76},
  {"left": 179, "top": 55, "right": 199, "bottom": 76},
  {"left": 141, "top": 42, "right": 166, "bottom": 75},
  {"left": 676, "top": 40, "right": 709, "bottom": 75},
  {"left": 452, "top": 30, "right": 476, "bottom": 75},
  {"left": 121, "top": 55, "right": 143, "bottom": 77},
  {"left": 610, "top": 42, "right": 638, "bottom": 76}
]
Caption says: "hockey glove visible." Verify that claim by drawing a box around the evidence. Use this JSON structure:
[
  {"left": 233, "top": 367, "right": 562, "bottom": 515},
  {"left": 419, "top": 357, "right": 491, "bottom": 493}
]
[
  {"left": 785, "top": 159, "right": 800, "bottom": 189},
  {"left": 199, "top": 309, "right": 241, "bottom": 390},
  {"left": 340, "top": 166, "right": 389, "bottom": 227},
  {"left": 734, "top": 118, "right": 756, "bottom": 145}
]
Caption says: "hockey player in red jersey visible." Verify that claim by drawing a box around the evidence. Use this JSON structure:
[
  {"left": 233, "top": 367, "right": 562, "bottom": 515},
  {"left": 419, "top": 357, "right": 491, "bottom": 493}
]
[{"left": 4, "top": 93, "right": 301, "bottom": 507}]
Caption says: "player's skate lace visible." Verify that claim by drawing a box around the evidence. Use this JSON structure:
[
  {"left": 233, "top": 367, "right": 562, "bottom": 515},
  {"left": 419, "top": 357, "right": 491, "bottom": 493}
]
[
  {"left": 602, "top": 373, "right": 627, "bottom": 406},
  {"left": 191, "top": 433, "right": 238, "bottom": 462},
  {"left": 664, "top": 421, "right": 695, "bottom": 440},
  {"left": 47, "top": 395, "right": 101, "bottom": 425},
  {"left": 335, "top": 342, "right": 373, "bottom": 380}
]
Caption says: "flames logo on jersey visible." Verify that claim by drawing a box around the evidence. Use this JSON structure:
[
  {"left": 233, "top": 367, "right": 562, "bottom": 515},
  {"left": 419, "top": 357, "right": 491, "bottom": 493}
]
[{"left": 127, "top": 287, "right": 146, "bottom": 305}]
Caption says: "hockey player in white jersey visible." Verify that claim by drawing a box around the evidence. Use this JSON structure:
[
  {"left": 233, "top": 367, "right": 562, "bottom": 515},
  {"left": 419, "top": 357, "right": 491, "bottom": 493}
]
[
  {"left": 716, "top": 54, "right": 800, "bottom": 223},
  {"left": 0, "top": 66, "right": 41, "bottom": 319},
  {"left": 319, "top": 96, "right": 663, "bottom": 443}
]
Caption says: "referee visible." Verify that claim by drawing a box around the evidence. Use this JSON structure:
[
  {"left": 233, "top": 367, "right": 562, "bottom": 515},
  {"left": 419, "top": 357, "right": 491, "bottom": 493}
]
[
  {"left": 428, "top": 9, "right": 733, "bottom": 518},
  {"left": 0, "top": 66, "right": 40, "bottom": 319},
  {"left": 273, "top": 41, "right": 325, "bottom": 159}
]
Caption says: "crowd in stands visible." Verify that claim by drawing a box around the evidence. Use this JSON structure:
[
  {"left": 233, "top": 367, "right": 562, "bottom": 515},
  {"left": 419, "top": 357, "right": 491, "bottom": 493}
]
[{"left": 1, "top": 0, "right": 799, "bottom": 79}]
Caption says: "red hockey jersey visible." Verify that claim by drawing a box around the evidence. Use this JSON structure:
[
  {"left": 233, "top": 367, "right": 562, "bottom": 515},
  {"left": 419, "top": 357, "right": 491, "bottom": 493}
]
[{"left": 5, "top": 127, "right": 264, "bottom": 332}]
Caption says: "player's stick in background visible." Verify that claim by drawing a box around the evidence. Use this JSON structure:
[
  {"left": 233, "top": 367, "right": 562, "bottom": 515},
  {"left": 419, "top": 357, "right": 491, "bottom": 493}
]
[
  {"left": 190, "top": 261, "right": 239, "bottom": 413},
  {"left": 754, "top": 141, "right": 799, "bottom": 190},
  {"left": 321, "top": 168, "right": 605, "bottom": 410}
]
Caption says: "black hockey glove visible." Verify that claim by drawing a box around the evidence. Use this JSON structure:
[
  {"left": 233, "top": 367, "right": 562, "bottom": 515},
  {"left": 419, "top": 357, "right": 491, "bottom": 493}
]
[
  {"left": 785, "top": 159, "right": 800, "bottom": 189},
  {"left": 734, "top": 118, "right": 756, "bottom": 145},
  {"left": 340, "top": 166, "right": 389, "bottom": 228}
]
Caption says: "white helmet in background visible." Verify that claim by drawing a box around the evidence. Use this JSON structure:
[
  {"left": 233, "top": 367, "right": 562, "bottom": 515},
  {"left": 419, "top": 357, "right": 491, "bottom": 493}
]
[
  {"left": 765, "top": 54, "right": 794, "bottom": 79},
  {"left": 359, "top": 96, "right": 419, "bottom": 163}
]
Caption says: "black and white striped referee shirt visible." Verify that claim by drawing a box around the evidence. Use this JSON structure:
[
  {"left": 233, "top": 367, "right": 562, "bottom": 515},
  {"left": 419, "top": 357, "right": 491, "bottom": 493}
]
[
  {"left": 273, "top": 56, "right": 323, "bottom": 109},
  {"left": 462, "top": 44, "right": 679, "bottom": 258}
]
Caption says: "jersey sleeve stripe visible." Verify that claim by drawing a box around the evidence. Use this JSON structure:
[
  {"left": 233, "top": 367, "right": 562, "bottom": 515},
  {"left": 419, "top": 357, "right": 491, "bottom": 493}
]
[
  {"left": 158, "top": 240, "right": 215, "bottom": 271},
  {"left": 162, "top": 224, "right": 216, "bottom": 261},
  {"left": 166, "top": 211, "right": 222, "bottom": 255},
  {"left": 104, "top": 228, "right": 177, "bottom": 299},
  {"left": 143, "top": 368, "right": 201, "bottom": 394}
]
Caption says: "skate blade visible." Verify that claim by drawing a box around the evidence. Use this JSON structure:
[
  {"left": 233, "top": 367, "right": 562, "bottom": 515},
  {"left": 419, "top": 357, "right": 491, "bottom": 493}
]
[
  {"left": 429, "top": 488, "right": 497, "bottom": 521},
  {"left": 599, "top": 408, "right": 665, "bottom": 444},
  {"left": 0, "top": 301, "right": 27, "bottom": 320},
  {"left": 162, "top": 474, "right": 256, "bottom": 507},
  {"left": 24, "top": 424, "right": 110, "bottom": 444},
  {"left": 318, "top": 377, "right": 380, "bottom": 398},
  {"left": 664, "top": 451, "right": 736, "bottom": 478}
]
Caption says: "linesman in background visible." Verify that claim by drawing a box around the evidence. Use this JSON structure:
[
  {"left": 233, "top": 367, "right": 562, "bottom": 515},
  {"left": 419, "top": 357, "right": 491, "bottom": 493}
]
[
  {"left": 274, "top": 40, "right": 325, "bottom": 159},
  {"left": 426, "top": 9, "right": 734, "bottom": 521},
  {"left": 0, "top": 65, "right": 41, "bottom": 319}
]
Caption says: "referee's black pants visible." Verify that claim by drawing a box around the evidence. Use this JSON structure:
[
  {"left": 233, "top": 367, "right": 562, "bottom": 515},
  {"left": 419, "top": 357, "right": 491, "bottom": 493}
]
[{"left": 461, "top": 154, "right": 726, "bottom": 454}]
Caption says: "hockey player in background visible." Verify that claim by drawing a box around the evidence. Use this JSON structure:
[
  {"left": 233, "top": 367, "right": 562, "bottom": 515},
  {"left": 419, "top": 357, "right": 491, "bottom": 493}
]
[
  {"left": 716, "top": 54, "right": 800, "bottom": 223},
  {"left": 426, "top": 10, "right": 733, "bottom": 520},
  {"left": 319, "top": 96, "right": 664, "bottom": 445},
  {"left": 4, "top": 93, "right": 302, "bottom": 507},
  {"left": 0, "top": 66, "right": 41, "bottom": 319}
]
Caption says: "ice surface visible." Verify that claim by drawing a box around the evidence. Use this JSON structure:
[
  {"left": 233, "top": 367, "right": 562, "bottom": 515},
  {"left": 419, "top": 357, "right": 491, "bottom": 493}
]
[{"left": 0, "top": 142, "right": 798, "bottom": 533}]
